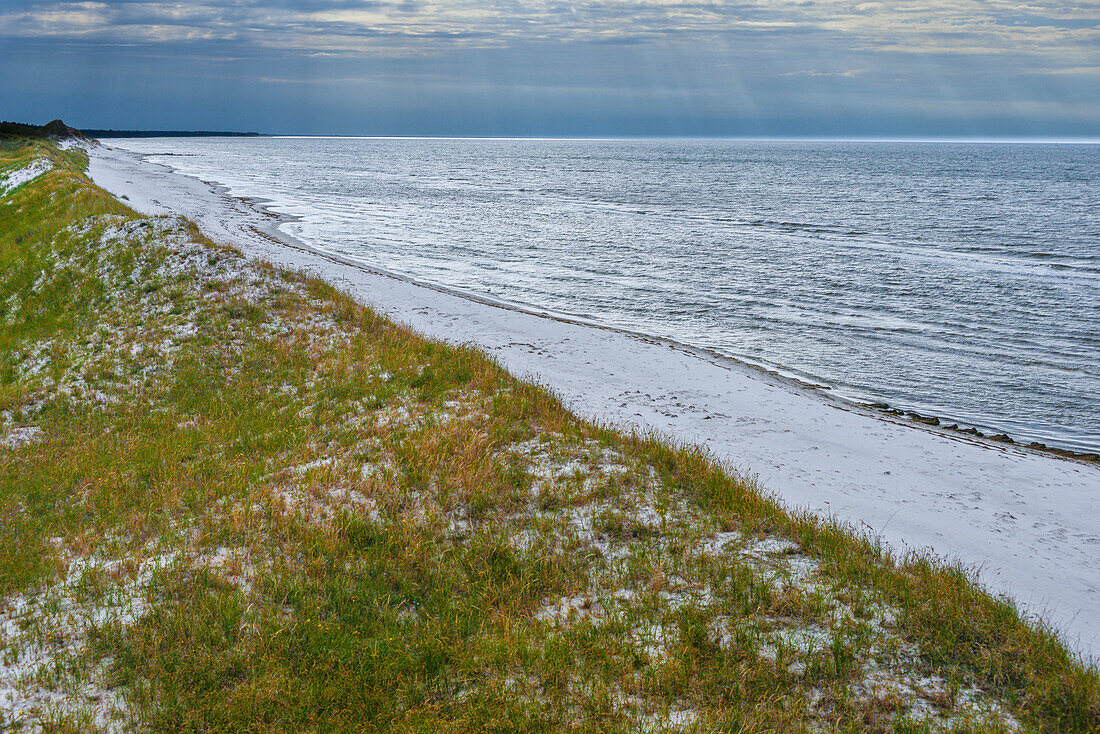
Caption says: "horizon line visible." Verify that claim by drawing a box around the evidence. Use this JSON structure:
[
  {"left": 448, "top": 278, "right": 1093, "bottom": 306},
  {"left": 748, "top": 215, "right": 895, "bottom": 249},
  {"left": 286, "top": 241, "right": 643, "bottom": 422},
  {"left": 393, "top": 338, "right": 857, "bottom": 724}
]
[
  {"left": 95, "top": 131, "right": 1100, "bottom": 144},
  {"left": 270, "top": 134, "right": 1100, "bottom": 144}
]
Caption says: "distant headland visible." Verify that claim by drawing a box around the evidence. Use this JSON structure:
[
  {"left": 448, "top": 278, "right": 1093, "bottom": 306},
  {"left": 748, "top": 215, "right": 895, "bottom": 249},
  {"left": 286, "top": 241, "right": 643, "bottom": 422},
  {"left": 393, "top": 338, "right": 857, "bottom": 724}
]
[
  {"left": 0, "top": 120, "right": 265, "bottom": 140},
  {"left": 0, "top": 119, "right": 89, "bottom": 140},
  {"left": 83, "top": 129, "right": 265, "bottom": 138}
]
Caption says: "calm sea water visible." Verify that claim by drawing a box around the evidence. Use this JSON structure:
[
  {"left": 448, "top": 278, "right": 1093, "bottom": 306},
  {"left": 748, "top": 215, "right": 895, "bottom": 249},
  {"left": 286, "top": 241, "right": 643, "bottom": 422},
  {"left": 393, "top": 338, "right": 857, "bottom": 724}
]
[{"left": 111, "top": 137, "right": 1100, "bottom": 453}]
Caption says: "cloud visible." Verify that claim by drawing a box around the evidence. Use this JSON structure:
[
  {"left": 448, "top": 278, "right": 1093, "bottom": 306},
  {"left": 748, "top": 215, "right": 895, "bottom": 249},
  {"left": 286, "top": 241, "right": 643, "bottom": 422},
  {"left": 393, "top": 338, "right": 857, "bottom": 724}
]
[
  {"left": 2, "top": 0, "right": 1097, "bottom": 136},
  {"left": 1027, "top": 65, "right": 1100, "bottom": 76},
  {"left": 0, "top": 0, "right": 1095, "bottom": 65},
  {"left": 779, "top": 68, "right": 869, "bottom": 78}
]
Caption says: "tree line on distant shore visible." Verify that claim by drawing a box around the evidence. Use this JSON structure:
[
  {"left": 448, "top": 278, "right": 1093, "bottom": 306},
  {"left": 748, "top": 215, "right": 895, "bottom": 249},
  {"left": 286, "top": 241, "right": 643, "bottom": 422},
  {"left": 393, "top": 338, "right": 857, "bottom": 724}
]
[{"left": 0, "top": 119, "right": 263, "bottom": 139}]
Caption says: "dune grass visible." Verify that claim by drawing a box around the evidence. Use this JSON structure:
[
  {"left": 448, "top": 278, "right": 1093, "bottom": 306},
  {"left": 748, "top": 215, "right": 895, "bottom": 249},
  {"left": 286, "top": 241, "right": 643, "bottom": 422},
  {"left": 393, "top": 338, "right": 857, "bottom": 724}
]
[{"left": 0, "top": 137, "right": 1097, "bottom": 733}]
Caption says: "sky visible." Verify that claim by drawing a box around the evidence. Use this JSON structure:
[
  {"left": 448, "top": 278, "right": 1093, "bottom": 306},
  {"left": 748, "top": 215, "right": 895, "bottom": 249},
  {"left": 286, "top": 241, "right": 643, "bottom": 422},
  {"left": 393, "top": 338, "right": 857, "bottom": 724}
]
[{"left": 1, "top": 0, "right": 1098, "bottom": 138}]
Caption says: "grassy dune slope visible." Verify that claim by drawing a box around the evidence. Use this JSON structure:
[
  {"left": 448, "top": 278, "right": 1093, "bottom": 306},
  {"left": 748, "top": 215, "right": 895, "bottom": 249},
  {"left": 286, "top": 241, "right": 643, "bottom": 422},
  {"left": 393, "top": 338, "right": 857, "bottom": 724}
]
[{"left": 0, "top": 138, "right": 1097, "bottom": 733}]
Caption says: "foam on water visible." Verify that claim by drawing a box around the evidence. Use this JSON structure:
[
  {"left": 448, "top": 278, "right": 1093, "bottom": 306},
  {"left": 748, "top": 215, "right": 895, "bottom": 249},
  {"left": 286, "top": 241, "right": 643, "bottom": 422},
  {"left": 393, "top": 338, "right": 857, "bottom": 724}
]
[{"left": 110, "top": 138, "right": 1100, "bottom": 452}]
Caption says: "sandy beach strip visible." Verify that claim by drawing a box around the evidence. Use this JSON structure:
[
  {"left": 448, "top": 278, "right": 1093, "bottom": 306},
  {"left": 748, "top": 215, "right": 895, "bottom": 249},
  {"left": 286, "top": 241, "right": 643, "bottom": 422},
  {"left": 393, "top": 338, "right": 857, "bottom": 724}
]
[{"left": 85, "top": 142, "right": 1100, "bottom": 663}]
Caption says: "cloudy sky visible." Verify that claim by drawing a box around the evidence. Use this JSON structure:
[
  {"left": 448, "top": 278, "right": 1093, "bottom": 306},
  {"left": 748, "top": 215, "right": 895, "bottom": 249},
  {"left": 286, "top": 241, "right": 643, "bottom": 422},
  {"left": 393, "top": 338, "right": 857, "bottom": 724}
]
[{"left": 2, "top": 0, "right": 1098, "bottom": 137}]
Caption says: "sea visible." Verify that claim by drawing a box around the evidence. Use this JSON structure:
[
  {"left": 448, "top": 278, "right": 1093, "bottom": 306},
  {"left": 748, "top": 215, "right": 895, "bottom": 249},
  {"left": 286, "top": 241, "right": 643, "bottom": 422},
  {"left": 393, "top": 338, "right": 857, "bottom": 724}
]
[{"left": 107, "top": 137, "right": 1100, "bottom": 454}]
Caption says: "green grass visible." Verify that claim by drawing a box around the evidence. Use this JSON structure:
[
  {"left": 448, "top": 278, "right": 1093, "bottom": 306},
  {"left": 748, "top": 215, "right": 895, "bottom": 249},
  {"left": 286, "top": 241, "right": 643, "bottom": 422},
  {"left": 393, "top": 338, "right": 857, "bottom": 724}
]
[{"left": 0, "top": 137, "right": 1097, "bottom": 733}]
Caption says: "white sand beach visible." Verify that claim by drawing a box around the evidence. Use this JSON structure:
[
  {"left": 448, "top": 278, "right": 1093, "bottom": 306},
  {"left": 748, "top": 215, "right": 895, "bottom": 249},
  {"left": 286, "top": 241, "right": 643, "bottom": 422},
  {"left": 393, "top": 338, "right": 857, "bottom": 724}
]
[{"left": 86, "top": 142, "right": 1100, "bottom": 663}]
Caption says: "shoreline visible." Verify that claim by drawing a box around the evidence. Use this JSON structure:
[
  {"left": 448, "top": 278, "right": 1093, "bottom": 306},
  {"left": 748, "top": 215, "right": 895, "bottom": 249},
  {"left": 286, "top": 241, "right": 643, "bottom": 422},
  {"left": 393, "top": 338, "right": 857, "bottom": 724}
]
[
  {"left": 240, "top": 206, "right": 1100, "bottom": 466},
  {"left": 120, "top": 146, "right": 1099, "bottom": 463},
  {"left": 85, "top": 142, "right": 1100, "bottom": 661}
]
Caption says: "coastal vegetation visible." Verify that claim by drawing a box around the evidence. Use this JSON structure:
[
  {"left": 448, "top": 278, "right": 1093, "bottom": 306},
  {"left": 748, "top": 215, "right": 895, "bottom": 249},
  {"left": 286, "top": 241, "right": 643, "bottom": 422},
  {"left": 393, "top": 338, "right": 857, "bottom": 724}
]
[{"left": 1, "top": 134, "right": 1097, "bottom": 732}]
